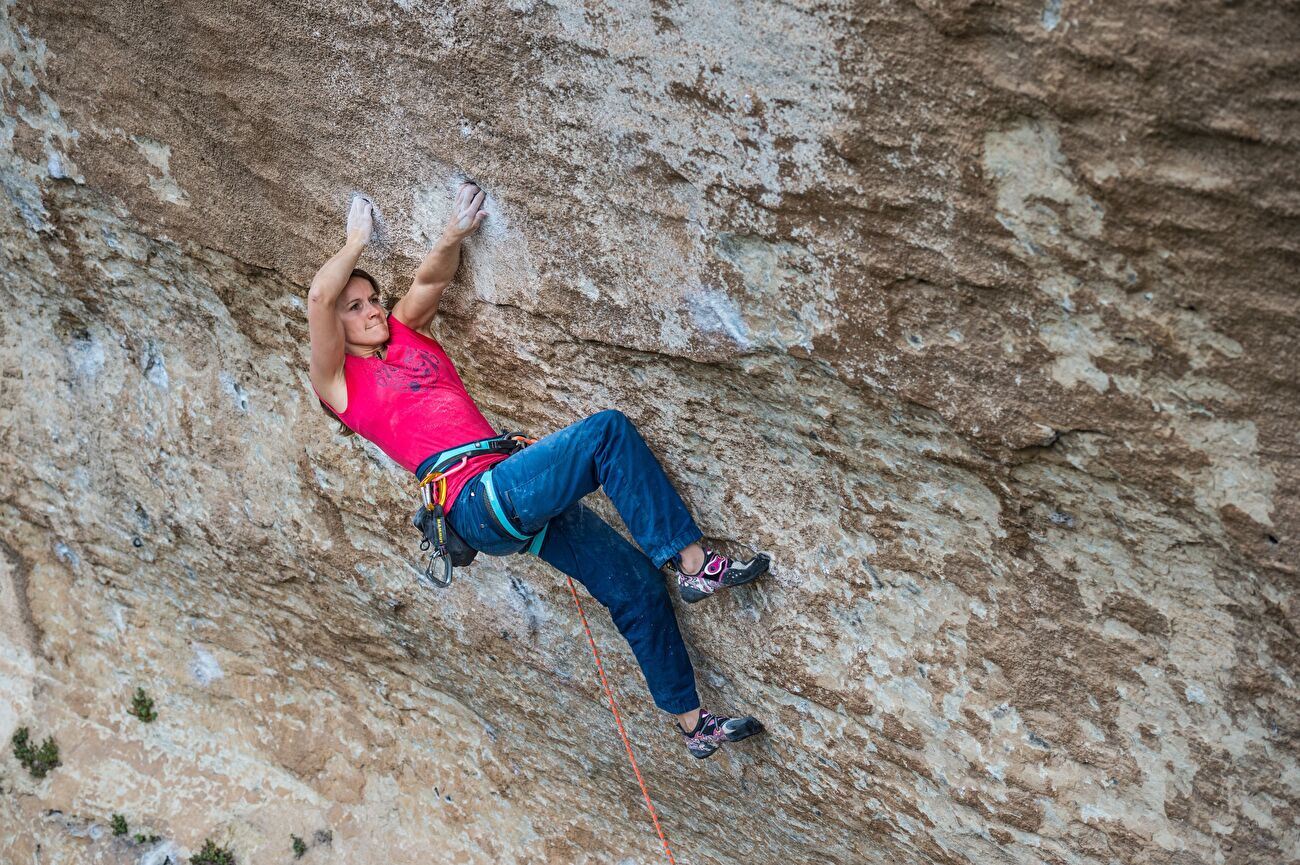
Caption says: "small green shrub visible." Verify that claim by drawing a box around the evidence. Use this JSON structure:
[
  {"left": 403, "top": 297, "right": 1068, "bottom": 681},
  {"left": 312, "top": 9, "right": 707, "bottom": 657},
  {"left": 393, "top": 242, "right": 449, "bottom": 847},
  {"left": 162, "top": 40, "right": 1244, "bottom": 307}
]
[
  {"left": 111, "top": 814, "right": 129, "bottom": 836},
  {"left": 134, "top": 832, "right": 161, "bottom": 844},
  {"left": 191, "top": 838, "right": 235, "bottom": 865},
  {"left": 11, "top": 727, "right": 60, "bottom": 778},
  {"left": 128, "top": 687, "right": 158, "bottom": 723},
  {"left": 291, "top": 834, "right": 307, "bottom": 859}
]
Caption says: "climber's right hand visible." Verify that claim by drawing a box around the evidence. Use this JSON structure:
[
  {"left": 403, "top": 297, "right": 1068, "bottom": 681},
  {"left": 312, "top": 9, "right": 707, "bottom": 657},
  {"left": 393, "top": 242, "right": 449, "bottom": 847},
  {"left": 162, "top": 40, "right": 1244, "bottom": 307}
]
[{"left": 347, "top": 194, "right": 375, "bottom": 246}]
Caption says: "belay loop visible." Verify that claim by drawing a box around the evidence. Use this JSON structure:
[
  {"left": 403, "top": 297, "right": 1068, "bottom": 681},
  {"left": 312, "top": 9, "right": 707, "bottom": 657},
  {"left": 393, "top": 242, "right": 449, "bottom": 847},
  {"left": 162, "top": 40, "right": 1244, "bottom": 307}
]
[{"left": 411, "top": 432, "right": 539, "bottom": 589}]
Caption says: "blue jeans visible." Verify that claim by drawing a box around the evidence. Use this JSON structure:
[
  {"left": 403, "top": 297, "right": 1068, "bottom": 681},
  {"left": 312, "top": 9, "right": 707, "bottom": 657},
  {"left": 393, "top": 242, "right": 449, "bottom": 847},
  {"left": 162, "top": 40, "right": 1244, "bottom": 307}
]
[{"left": 446, "top": 410, "right": 703, "bottom": 714}]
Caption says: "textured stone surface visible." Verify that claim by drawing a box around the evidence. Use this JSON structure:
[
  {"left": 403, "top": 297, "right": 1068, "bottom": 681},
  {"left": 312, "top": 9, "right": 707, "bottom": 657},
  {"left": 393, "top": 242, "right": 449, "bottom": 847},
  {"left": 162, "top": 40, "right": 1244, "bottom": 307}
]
[{"left": 2, "top": 1, "right": 1297, "bottom": 864}]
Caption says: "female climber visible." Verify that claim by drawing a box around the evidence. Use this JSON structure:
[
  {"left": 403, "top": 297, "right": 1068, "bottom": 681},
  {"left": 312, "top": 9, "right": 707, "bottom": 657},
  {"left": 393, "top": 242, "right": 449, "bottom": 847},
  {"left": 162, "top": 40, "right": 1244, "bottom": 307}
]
[{"left": 306, "top": 184, "right": 770, "bottom": 758}]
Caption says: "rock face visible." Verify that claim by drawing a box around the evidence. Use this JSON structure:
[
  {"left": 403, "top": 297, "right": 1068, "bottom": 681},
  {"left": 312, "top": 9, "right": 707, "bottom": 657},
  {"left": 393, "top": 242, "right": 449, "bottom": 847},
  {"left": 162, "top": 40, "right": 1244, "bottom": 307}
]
[{"left": 1, "top": 1, "right": 1297, "bottom": 863}]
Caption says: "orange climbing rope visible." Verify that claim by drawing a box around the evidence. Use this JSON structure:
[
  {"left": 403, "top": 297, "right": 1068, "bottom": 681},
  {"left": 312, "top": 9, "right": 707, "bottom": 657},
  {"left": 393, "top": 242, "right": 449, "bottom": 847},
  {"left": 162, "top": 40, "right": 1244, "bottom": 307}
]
[{"left": 565, "top": 576, "right": 678, "bottom": 865}]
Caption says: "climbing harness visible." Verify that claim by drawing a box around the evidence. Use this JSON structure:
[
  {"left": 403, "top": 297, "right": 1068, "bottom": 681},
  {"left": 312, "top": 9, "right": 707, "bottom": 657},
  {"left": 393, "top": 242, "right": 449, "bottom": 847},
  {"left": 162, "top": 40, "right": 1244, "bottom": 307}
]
[{"left": 411, "top": 432, "right": 546, "bottom": 587}]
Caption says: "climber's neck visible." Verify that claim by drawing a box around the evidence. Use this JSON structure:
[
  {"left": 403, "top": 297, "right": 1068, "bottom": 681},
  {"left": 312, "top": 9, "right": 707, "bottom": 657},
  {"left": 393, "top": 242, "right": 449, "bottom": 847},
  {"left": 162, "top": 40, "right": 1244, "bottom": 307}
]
[{"left": 345, "top": 342, "right": 387, "bottom": 360}]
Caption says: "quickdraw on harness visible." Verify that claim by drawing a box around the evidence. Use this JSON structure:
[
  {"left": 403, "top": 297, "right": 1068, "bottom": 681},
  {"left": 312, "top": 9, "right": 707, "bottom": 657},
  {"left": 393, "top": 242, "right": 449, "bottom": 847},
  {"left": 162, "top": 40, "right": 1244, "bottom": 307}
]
[{"left": 411, "top": 431, "right": 548, "bottom": 588}]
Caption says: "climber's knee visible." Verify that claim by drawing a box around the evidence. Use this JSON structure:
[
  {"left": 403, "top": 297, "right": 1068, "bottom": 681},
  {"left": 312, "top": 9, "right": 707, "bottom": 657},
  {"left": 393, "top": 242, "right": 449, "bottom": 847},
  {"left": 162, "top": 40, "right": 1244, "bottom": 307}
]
[{"left": 590, "top": 408, "right": 630, "bottom": 430}]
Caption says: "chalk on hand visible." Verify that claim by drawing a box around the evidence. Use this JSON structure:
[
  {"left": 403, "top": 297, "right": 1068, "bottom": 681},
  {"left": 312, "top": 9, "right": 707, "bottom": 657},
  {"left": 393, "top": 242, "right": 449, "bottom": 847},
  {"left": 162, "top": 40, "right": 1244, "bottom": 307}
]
[{"left": 347, "top": 191, "right": 390, "bottom": 250}]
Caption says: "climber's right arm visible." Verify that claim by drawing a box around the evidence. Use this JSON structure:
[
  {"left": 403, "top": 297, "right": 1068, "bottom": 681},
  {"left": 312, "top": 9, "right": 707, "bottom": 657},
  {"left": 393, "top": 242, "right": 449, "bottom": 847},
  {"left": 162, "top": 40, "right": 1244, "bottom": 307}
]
[
  {"left": 308, "top": 197, "right": 372, "bottom": 394},
  {"left": 306, "top": 238, "right": 364, "bottom": 387}
]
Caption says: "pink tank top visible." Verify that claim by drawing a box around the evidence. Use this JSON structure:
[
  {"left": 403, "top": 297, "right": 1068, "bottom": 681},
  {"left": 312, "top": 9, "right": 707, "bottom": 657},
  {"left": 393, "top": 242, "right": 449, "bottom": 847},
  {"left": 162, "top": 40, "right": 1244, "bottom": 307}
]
[{"left": 312, "top": 313, "right": 508, "bottom": 512}]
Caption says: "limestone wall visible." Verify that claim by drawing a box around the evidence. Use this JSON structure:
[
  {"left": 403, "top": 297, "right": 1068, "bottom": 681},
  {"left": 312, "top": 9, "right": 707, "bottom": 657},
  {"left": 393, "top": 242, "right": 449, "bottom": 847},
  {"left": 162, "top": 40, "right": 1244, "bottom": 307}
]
[{"left": 1, "top": 1, "right": 1296, "bottom": 863}]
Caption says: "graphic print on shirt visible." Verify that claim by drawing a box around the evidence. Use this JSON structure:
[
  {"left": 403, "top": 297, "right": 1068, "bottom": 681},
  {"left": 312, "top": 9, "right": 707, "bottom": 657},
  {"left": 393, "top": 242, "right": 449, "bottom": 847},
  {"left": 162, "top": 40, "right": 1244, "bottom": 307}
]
[{"left": 373, "top": 344, "right": 441, "bottom": 392}]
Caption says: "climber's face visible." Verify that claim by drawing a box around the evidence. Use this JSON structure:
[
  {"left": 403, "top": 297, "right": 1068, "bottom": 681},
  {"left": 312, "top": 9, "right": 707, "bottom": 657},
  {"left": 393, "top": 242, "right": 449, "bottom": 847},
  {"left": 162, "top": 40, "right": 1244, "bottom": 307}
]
[{"left": 337, "top": 276, "right": 389, "bottom": 349}]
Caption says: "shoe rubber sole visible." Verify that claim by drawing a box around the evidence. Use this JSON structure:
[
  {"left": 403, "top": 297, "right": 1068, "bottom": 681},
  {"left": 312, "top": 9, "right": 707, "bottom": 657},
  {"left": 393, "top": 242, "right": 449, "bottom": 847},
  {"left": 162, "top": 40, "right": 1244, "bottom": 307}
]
[
  {"left": 679, "top": 553, "right": 771, "bottom": 604},
  {"left": 689, "top": 716, "right": 765, "bottom": 759}
]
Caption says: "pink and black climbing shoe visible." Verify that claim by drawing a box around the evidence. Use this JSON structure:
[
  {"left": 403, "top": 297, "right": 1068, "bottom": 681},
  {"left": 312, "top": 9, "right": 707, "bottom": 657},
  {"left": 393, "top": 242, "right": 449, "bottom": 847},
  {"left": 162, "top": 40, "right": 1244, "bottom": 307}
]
[
  {"left": 674, "top": 548, "right": 770, "bottom": 604},
  {"left": 677, "top": 709, "right": 764, "bottom": 759}
]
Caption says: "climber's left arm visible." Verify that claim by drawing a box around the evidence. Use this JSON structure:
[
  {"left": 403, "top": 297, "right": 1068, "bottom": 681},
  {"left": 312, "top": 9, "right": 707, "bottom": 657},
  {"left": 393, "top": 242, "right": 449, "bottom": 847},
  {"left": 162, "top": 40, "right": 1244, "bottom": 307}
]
[{"left": 393, "top": 182, "right": 488, "bottom": 330}]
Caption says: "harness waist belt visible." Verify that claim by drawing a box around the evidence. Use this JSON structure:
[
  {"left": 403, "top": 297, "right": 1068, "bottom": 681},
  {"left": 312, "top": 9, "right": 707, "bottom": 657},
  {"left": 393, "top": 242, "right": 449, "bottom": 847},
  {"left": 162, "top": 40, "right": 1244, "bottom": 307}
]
[
  {"left": 416, "top": 435, "right": 520, "bottom": 481},
  {"left": 417, "top": 432, "right": 550, "bottom": 559}
]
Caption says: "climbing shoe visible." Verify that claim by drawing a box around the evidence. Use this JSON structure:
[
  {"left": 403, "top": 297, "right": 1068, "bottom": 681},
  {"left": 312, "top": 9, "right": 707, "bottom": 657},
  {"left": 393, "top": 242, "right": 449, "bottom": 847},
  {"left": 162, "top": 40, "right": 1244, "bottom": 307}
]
[
  {"left": 673, "top": 548, "right": 770, "bottom": 604},
  {"left": 676, "top": 709, "right": 764, "bottom": 759}
]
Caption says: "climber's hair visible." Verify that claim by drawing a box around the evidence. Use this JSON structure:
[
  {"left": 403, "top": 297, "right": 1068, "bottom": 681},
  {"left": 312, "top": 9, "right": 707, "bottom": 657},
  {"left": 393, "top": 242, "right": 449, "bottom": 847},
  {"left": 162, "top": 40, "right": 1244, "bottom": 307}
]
[
  {"left": 348, "top": 266, "right": 382, "bottom": 299},
  {"left": 318, "top": 267, "right": 387, "bottom": 438}
]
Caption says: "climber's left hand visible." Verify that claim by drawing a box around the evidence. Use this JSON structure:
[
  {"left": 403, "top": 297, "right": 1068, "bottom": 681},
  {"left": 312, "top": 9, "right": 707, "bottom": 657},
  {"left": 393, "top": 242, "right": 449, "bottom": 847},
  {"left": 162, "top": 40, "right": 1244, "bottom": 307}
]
[{"left": 443, "top": 182, "right": 488, "bottom": 242}]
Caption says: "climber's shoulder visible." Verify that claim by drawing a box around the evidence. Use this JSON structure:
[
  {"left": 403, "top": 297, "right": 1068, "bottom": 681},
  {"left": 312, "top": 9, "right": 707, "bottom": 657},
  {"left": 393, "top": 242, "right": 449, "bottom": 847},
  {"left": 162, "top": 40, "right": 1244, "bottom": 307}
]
[{"left": 390, "top": 297, "right": 435, "bottom": 333}]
